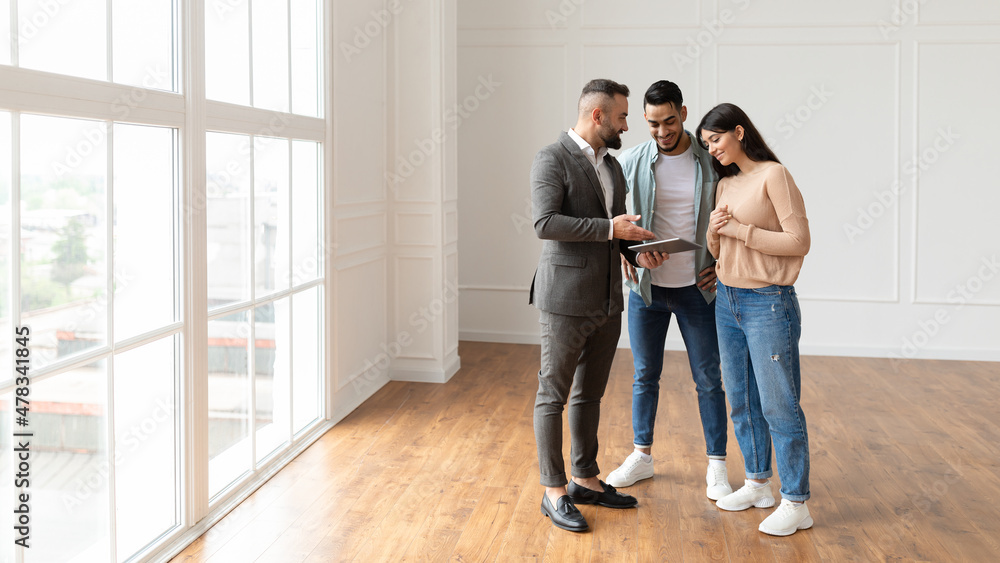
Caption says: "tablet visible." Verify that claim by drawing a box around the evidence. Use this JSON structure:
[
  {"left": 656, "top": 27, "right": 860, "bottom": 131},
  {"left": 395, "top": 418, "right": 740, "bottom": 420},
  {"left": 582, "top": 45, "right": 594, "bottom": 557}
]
[{"left": 628, "top": 237, "right": 702, "bottom": 254}]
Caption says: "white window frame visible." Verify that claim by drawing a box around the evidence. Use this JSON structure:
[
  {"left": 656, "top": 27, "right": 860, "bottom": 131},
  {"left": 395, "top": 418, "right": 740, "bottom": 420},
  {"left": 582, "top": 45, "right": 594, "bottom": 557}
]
[{"left": 0, "top": 1, "right": 335, "bottom": 561}]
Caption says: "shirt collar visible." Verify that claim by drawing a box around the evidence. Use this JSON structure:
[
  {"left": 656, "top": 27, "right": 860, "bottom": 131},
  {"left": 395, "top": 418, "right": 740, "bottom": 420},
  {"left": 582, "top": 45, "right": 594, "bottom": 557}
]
[
  {"left": 568, "top": 128, "right": 608, "bottom": 164},
  {"left": 649, "top": 131, "right": 700, "bottom": 165}
]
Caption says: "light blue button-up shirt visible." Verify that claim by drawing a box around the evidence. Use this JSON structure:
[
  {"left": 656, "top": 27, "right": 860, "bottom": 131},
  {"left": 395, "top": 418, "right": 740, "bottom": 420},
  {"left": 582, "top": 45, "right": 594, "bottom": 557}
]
[{"left": 618, "top": 131, "right": 720, "bottom": 306}]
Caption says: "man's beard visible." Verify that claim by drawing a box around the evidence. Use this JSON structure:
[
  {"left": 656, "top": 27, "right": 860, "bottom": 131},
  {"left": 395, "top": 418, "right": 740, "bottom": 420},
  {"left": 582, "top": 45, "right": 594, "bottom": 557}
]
[
  {"left": 658, "top": 135, "right": 681, "bottom": 154},
  {"left": 599, "top": 124, "right": 623, "bottom": 150}
]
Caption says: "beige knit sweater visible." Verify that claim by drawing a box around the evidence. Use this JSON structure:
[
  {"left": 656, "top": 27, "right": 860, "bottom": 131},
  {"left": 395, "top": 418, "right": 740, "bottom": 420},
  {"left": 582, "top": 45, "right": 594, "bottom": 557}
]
[{"left": 707, "top": 163, "right": 810, "bottom": 288}]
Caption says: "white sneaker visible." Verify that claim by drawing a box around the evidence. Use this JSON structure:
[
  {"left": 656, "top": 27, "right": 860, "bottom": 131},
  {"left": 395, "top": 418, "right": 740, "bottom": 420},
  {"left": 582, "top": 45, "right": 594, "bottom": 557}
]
[
  {"left": 606, "top": 451, "right": 654, "bottom": 487},
  {"left": 706, "top": 463, "right": 733, "bottom": 501},
  {"left": 758, "top": 499, "right": 814, "bottom": 536},
  {"left": 715, "top": 479, "right": 775, "bottom": 511}
]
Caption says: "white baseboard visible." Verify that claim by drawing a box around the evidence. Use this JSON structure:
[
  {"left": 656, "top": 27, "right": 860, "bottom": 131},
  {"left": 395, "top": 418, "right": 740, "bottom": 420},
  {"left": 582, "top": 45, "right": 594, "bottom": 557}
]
[
  {"left": 459, "top": 330, "right": 1000, "bottom": 362},
  {"left": 459, "top": 330, "right": 540, "bottom": 345},
  {"left": 390, "top": 355, "right": 462, "bottom": 383}
]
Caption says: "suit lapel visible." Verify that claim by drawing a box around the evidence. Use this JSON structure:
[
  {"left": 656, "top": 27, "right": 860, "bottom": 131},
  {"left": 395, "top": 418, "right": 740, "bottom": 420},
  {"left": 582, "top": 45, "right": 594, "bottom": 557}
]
[{"left": 559, "top": 133, "right": 610, "bottom": 218}]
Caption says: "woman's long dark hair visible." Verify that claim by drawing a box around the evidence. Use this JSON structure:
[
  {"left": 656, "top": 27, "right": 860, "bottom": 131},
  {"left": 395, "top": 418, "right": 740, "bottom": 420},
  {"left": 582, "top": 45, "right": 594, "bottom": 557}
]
[{"left": 696, "top": 103, "right": 780, "bottom": 178}]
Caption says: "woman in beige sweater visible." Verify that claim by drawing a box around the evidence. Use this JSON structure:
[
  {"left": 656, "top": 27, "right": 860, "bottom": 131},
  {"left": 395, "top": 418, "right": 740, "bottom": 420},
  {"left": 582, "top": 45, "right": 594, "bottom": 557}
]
[{"left": 696, "top": 103, "right": 813, "bottom": 537}]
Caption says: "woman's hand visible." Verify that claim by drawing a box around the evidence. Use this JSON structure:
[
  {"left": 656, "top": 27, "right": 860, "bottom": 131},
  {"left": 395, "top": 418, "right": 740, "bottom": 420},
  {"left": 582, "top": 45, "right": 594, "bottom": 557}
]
[
  {"left": 710, "top": 204, "right": 742, "bottom": 238},
  {"left": 709, "top": 205, "right": 731, "bottom": 235}
]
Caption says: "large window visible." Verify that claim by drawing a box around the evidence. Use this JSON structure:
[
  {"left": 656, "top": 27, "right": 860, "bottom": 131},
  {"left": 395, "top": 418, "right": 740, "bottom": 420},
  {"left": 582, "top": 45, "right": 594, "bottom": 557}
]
[
  {"left": 2, "top": 112, "right": 181, "bottom": 562},
  {"left": 15, "top": 0, "right": 176, "bottom": 89},
  {"left": 0, "top": 2, "right": 326, "bottom": 561},
  {"left": 205, "top": 0, "right": 322, "bottom": 116},
  {"left": 206, "top": 133, "right": 322, "bottom": 499}
]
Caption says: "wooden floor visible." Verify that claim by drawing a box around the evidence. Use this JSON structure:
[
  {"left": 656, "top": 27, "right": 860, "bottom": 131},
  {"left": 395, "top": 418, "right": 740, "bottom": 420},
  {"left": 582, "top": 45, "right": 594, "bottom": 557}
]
[{"left": 172, "top": 341, "right": 1000, "bottom": 562}]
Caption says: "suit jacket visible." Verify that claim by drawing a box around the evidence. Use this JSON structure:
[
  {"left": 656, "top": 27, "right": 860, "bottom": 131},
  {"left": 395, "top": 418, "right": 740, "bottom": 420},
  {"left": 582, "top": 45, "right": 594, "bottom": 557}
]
[{"left": 529, "top": 132, "right": 629, "bottom": 318}]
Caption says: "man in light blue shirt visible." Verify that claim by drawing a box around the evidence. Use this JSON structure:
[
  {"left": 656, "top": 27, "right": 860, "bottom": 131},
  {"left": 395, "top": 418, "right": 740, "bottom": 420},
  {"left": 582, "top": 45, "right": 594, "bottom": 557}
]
[{"left": 613, "top": 81, "right": 732, "bottom": 501}]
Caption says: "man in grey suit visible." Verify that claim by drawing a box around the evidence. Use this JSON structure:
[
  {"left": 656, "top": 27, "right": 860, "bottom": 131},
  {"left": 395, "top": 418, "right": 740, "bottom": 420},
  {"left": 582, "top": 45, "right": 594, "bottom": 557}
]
[{"left": 530, "top": 79, "right": 662, "bottom": 532}]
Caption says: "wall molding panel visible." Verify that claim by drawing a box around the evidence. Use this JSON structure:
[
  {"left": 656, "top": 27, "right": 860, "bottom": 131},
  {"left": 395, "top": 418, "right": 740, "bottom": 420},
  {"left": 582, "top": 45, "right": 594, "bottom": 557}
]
[{"left": 456, "top": 1, "right": 1000, "bottom": 361}]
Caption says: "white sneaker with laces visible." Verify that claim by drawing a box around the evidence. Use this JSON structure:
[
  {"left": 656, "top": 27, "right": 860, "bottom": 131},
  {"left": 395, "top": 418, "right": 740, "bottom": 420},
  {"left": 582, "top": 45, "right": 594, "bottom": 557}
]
[
  {"left": 606, "top": 451, "right": 654, "bottom": 487},
  {"left": 706, "top": 463, "right": 733, "bottom": 500},
  {"left": 758, "top": 498, "right": 814, "bottom": 536},
  {"left": 715, "top": 479, "right": 775, "bottom": 511}
]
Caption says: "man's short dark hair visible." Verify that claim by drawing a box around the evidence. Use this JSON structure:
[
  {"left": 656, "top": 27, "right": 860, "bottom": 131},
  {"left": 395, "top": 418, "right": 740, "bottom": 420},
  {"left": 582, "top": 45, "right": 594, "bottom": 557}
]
[
  {"left": 578, "top": 79, "right": 630, "bottom": 114},
  {"left": 644, "top": 80, "right": 683, "bottom": 111}
]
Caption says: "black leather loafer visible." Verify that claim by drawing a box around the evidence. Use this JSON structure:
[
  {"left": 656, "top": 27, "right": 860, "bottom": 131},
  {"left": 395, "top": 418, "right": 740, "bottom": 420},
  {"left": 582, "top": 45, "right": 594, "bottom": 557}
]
[
  {"left": 567, "top": 480, "right": 638, "bottom": 508},
  {"left": 541, "top": 494, "right": 588, "bottom": 532}
]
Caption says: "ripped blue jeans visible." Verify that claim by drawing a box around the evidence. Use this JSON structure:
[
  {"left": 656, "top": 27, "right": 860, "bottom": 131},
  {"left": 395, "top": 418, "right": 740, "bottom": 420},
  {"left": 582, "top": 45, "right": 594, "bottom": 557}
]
[{"left": 715, "top": 280, "right": 810, "bottom": 501}]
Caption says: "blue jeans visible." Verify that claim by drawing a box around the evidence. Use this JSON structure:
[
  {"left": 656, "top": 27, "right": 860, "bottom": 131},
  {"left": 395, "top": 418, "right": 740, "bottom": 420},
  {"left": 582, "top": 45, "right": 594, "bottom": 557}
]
[
  {"left": 715, "top": 280, "right": 810, "bottom": 501},
  {"left": 627, "top": 285, "right": 727, "bottom": 457}
]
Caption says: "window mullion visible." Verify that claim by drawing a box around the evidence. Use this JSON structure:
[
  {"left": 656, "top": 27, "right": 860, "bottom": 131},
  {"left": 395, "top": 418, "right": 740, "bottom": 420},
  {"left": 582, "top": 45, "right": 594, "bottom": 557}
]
[
  {"left": 248, "top": 134, "right": 257, "bottom": 469},
  {"left": 11, "top": 111, "right": 20, "bottom": 355},
  {"left": 248, "top": 0, "right": 254, "bottom": 109},
  {"left": 106, "top": 0, "right": 114, "bottom": 83},
  {"left": 182, "top": 0, "right": 210, "bottom": 531},
  {"left": 286, "top": 0, "right": 292, "bottom": 116},
  {"left": 105, "top": 119, "right": 119, "bottom": 563},
  {"left": 249, "top": 306, "right": 257, "bottom": 467},
  {"left": 322, "top": 0, "right": 332, "bottom": 422},
  {"left": 11, "top": 108, "right": 23, "bottom": 563},
  {"left": 173, "top": 0, "right": 182, "bottom": 94},
  {"left": 287, "top": 140, "right": 294, "bottom": 442},
  {"left": 10, "top": 1, "right": 17, "bottom": 67}
]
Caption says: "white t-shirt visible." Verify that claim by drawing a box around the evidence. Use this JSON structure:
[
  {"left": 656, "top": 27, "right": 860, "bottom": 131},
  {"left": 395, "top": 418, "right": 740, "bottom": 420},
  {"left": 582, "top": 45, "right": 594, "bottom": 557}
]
[{"left": 649, "top": 145, "right": 697, "bottom": 287}]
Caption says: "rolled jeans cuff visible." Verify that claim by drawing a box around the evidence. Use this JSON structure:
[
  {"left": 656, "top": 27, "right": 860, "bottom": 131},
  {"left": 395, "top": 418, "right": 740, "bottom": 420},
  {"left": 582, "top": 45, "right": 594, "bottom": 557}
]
[
  {"left": 782, "top": 492, "right": 811, "bottom": 502},
  {"left": 745, "top": 469, "right": 773, "bottom": 480}
]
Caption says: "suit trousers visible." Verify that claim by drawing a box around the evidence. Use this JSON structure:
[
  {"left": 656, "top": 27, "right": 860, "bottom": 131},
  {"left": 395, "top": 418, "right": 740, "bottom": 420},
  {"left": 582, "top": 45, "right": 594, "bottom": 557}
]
[{"left": 534, "top": 309, "right": 622, "bottom": 487}]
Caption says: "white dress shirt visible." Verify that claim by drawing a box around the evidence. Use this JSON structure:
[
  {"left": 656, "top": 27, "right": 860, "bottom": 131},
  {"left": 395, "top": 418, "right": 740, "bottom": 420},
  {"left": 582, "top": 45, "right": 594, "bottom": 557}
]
[{"left": 568, "top": 128, "right": 615, "bottom": 240}]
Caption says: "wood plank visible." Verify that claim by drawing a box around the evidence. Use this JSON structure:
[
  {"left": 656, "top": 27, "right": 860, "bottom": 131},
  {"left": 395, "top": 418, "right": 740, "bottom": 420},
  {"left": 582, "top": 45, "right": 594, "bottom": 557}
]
[
  {"left": 494, "top": 474, "right": 552, "bottom": 560},
  {"left": 398, "top": 528, "right": 463, "bottom": 563},
  {"left": 676, "top": 485, "right": 730, "bottom": 562},
  {"left": 590, "top": 505, "right": 637, "bottom": 554},
  {"left": 301, "top": 448, "right": 426, "bottom": 562},
  {"left": 542, "top": 511, "right": 593, "bottom": 563},
  {"left": 449, "top": 485, "right": 521, "bottom": 562},
  {"left": 636, "top": 498, "right": 681, "bottom": 563}
]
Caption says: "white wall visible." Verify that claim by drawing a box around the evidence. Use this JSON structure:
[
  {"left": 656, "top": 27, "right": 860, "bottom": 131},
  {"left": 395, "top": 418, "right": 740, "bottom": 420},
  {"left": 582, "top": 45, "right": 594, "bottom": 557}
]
[
  {"left": 329, "top": 0, "right": 460, "bottom": 421},
  {"left": 456, "top": 0, "right": 1000, "bottom": 362}
]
